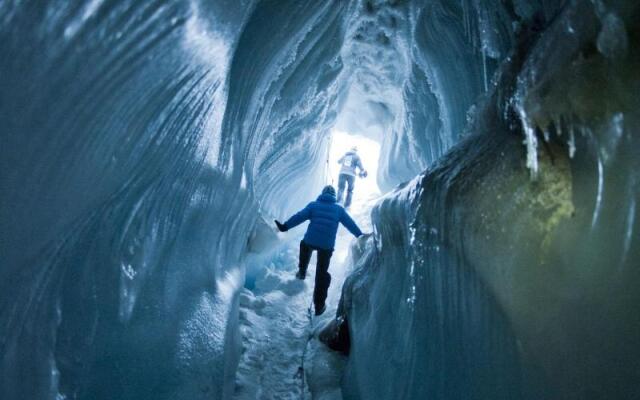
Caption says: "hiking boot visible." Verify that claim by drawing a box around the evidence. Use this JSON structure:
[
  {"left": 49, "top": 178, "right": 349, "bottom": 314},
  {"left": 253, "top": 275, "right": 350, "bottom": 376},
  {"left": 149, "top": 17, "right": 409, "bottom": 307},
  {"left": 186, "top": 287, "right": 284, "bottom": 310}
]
[
  {"left": 295, "top": 270, "right": 306, "bottom": 280},
  {"left": 315, "top": 303, "right": 326, "bottom": 316}
]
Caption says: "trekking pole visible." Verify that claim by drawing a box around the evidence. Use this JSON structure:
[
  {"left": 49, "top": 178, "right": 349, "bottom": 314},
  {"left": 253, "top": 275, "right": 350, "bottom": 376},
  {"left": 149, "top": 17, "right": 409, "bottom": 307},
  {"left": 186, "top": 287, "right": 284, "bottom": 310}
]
[
  {"left": 325, "top": 133, "right": 332, "bottom": 185},
  {"left": 295, "top": 298, "right": 315, "bottom": 400}
]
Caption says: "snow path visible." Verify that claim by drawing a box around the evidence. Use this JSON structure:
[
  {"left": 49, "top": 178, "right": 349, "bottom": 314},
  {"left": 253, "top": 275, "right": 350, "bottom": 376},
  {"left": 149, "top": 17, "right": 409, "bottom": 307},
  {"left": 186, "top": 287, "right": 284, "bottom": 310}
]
[
  {"left": 234, "top": 263, "right": 314, "bottom": 400},
  {"left": 234, "top": 195, "right": 376, "bottom": 400}
]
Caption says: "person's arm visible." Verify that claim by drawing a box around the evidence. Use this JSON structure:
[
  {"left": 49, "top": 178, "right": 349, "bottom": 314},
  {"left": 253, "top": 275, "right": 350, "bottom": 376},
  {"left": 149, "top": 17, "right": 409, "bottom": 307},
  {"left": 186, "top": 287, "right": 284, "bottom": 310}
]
[
  {"left": 337, "top": 155, "right": 344, "bottom": 164},
  {"left": 280, "top": 203, "right": 312, "bottom": 230},
  {"left": 339, "top": 208, "right": 363, "bottom": 238},
  {"left": 358, "top": 155, "right": 366, "bottom": 172}
]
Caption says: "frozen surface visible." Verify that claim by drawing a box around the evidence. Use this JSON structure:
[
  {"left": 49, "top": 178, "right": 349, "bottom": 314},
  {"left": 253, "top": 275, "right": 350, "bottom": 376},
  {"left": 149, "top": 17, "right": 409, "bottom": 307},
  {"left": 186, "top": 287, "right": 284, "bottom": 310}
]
[
  {"left": 331, "top": 2, "right": 640, "bottom": 399},
  {"left": 235, "top": 195, "right": 375, "bottom": 400},
  {"left": 1, "top": 1, "right": 348, "bottom": 399},
  {"left": 1, "top": 1, "right": 638, "bottom": 400}
]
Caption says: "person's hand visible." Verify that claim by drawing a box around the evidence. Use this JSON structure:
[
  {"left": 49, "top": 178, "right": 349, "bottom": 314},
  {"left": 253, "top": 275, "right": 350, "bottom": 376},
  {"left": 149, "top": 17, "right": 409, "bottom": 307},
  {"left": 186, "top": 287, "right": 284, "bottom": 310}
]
[{"left": 274, "top": 220, "right": 288, "bottom": 232}]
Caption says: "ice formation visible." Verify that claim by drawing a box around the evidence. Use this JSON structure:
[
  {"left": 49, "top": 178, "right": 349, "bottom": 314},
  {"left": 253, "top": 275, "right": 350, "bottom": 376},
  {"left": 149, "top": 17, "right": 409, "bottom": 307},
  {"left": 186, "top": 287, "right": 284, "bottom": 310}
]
[{"left": 1, "top": 1, "right": 638, "bottom": 400}]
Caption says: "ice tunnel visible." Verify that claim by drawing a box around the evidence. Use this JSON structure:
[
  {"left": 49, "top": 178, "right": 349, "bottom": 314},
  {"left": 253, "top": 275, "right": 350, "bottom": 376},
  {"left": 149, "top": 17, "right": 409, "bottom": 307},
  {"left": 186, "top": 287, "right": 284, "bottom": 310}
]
[{"left": 1, "top": 1, "right": 639, "bottom": 399}]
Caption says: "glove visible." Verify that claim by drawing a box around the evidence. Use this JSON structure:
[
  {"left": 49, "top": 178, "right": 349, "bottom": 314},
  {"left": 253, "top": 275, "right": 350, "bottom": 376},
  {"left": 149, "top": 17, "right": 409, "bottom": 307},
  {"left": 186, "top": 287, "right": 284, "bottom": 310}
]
[
  {"left": 359, "top": 170, "right": 368, "bottom": 178},
  {"left": 274, "top": 220, "right": 288, "bottom": 232}
]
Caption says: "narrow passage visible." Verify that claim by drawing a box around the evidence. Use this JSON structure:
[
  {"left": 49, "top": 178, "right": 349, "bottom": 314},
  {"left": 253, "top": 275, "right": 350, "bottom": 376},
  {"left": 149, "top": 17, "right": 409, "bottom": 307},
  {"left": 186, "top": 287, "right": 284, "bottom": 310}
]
[{"left": 234, "top": 194, "right": 376, "bottom": 400}]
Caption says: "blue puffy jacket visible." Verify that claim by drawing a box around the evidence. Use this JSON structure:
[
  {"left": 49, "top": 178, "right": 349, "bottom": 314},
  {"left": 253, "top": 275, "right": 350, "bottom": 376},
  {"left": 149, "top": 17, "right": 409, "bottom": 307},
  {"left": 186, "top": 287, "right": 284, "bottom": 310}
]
[{"left": 284, "top": 193, "right": 363, "bottom": 250}]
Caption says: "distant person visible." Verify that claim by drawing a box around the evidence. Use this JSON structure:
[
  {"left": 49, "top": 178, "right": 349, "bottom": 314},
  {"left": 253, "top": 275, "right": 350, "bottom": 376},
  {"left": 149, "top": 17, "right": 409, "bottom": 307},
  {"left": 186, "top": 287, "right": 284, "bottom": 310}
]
[
  {"left": 274, "top": 185, "right": 363, "bottom": 315},
  {"left": 337, "top": 146, "right": 367, "bottom": 208}
]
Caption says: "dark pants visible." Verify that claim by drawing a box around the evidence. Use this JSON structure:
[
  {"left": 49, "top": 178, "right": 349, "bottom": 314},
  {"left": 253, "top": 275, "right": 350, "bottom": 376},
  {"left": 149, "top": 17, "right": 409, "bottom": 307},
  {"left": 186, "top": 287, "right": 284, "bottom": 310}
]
[
  {"left": 337, "top": 173, "right": 355, "bottom": 207},
  {"left": 298, "top": 240, "right": 333, "bottom": 309}
]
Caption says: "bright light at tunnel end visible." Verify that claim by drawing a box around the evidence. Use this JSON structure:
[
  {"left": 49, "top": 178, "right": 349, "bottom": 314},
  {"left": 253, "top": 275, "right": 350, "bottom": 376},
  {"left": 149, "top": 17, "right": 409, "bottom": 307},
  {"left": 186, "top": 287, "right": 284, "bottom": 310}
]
[{"left": 326, "top": 129, "right": 381, "bottom": 206}]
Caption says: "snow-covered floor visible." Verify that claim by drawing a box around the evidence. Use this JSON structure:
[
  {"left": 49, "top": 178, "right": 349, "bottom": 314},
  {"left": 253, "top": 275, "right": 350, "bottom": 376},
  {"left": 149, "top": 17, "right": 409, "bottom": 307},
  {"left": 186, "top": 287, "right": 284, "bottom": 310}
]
[{"left": 234, "top": 194, "right": 376, "bottom": 400}]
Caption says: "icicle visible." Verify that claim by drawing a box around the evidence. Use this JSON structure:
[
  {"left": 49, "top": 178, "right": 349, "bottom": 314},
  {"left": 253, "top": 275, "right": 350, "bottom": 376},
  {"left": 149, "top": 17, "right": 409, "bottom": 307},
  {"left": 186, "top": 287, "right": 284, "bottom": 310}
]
[
  {"left": 600, "top": 113, "right": 625, "bottom": 163},
  {"left": 568, "top": 128, "right": 576, "bottom": 158},
  {"left": 482, "top": 49, "right": 488, "bottom": 92},
  {"left": 521, "top": 119, "right": 539, "bottom": 177},
  {"left": 591, "top": 156, "right": 604, "bottom": 229},
  {"left": 406, "top": 225, "right": 418, "bottom": 308},
  {"left": 556, "top": 117, "right": 564, "bottom": 136},
  {"left": 240, "top": 170, "right": 248, "bottom": 189},
  {"left": 621, "top": 194, "right": 636, "bottom": 268},
  {"left": 580, "top": 125, "right": 590, "bottom": 137},
  {"left": 119, "top": 262, "right": 138, "bottom": 322}
]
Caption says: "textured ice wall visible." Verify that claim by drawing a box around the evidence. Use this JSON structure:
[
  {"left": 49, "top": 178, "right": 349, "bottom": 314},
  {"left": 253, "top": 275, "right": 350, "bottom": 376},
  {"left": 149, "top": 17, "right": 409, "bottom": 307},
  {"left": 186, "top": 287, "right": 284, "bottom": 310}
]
[
  {"left": 334, "top": 0, "right": 517, "bottom": 190},
  {"left": 0, "top": 1, "right": 350, "bottom": 399},
  {"left": 2, "top": 0, "right": 638, "bottom": 399},
  {"left": 334, "top": 1, "right": 640, "bottom": 399}
]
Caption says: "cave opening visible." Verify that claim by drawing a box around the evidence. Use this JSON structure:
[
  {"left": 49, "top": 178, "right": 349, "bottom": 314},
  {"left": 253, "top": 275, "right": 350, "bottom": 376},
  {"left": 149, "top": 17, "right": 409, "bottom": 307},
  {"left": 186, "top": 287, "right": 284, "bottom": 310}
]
[{"left": 325, "top": 129, "right": 382, "bottom": 204}]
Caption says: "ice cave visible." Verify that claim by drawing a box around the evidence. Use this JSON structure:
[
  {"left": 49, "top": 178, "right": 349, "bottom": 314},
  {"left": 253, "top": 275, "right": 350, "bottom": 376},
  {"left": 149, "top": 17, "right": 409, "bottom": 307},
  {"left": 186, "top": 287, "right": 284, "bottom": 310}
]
[{"left": 1, "top": 1, "right": 638, "bottom": 399}]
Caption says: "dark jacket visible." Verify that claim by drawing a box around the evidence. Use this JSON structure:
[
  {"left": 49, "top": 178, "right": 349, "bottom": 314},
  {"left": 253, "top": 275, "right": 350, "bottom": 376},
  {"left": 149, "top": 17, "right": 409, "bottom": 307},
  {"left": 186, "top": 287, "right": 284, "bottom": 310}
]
[{"left": 284, "top": 192, "right": 363, "bottom": 250}]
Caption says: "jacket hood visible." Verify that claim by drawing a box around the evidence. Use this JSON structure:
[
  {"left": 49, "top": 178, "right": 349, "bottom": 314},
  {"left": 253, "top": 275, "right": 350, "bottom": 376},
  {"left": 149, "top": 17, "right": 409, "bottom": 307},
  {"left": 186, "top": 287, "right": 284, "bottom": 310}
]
[{"left": 317, "top": 193, "right": 337, "bottom": 203}]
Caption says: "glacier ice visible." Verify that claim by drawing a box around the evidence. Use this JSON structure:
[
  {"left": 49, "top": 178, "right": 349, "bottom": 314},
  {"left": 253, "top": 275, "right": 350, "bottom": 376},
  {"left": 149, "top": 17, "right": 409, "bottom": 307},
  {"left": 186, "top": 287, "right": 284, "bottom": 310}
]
[
  {"left": 1, "top": 0, "right": 639, "bottom": 400},
  {"left": 327, "top": 2, "right": 640, "bottom": 399}
]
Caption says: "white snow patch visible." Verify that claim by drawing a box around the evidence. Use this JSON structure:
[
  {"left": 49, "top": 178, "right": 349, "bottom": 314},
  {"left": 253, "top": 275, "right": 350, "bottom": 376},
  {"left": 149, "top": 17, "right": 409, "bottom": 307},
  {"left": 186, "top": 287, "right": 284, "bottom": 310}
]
[{"left": 234, "top": 196, "right": 378, "bottom": 399}]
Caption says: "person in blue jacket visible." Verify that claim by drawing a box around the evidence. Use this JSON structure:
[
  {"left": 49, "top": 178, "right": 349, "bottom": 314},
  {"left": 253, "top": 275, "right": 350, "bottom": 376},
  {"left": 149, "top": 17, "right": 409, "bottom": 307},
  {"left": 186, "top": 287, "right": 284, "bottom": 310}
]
[{"left": 275, "top": 185, "right": 363, "bottom": 315}]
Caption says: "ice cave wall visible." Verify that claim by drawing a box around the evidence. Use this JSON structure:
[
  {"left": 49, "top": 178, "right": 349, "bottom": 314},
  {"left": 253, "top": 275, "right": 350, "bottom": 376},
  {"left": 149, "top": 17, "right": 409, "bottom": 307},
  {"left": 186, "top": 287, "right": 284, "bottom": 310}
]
[
  {"left": 1, "top": 0, "right": 638, "bottom": 400},
  {"left": 335, "top": 0, "right": 520, "bottom": 190},
  {"left": 0, "top": 1, "right": 350, "bottom": 399},
  {"left": 336, "top": 1, "right": 639, "bottom": 399}
]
